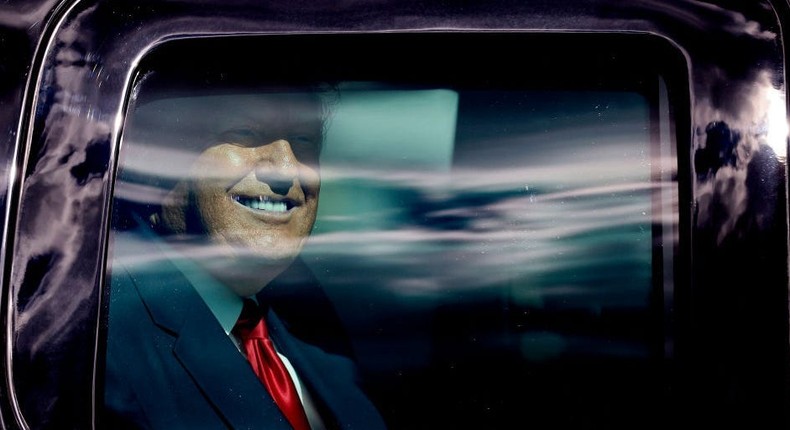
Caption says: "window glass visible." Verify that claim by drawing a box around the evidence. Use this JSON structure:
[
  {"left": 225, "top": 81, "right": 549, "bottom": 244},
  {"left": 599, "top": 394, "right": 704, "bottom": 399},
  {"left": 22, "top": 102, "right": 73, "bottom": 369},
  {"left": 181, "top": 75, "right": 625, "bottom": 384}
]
[{"left": 102, "top": 34, "right": 681, "bottom": 429}]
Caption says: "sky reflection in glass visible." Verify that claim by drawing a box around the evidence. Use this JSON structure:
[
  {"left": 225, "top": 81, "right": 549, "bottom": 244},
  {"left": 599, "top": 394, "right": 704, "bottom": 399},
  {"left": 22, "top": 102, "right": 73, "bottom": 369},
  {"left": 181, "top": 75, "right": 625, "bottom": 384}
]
[{"left": 305, "top": 88, "right": 668, "bottom": 367}]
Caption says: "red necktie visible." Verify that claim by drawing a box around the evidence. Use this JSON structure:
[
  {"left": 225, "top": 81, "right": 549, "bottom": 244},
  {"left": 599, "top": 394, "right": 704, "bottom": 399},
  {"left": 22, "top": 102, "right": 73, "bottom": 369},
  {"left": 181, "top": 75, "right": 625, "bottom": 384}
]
[{"left": 233, "top": 299, "right": 311, "bottom": 430}]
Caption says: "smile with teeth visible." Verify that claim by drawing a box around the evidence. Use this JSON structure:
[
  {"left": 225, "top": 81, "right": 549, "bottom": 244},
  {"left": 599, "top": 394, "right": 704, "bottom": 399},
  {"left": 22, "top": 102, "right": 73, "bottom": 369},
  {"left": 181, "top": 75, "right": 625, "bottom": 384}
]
[{"left": 231, "top": 194, "right": 294, "bottom": 213}]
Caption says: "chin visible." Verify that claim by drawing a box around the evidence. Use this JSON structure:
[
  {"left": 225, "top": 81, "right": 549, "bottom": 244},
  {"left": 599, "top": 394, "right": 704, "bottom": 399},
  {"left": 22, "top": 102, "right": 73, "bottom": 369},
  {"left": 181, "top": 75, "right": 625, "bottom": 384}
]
[
  {"left": 206, "top": 253, "right": 295, "bottom": 297},
  {"left": 211, "top": 228, "right": 305, "bottom": 258},
  {"left": 241, "top": 240, "right": 305, "bottom": 263}
]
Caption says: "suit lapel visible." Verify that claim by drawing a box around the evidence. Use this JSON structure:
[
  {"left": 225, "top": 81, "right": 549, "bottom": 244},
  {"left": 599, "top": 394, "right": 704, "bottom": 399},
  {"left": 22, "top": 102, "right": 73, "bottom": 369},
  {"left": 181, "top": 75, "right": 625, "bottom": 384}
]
[
  {"left": 173, "top": 311, "right": 292, "bottom": 430},
  {"left": 266, "top": 309, "right": 388, "bottom": 430},
  {"left": 127, "top": 257, "right": 292, "bottom": 430}
]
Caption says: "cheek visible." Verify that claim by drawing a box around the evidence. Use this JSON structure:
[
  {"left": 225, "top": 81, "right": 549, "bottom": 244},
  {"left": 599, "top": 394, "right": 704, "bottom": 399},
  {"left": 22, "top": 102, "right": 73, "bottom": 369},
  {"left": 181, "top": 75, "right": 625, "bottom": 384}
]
[
  {"left": 192, "top": 146, "right": 250, "bottom": 181},
  {"left": 301, "top": 166, "right": 321, "bottom": 195},
  {"left": 302, "top": 173, "right": 320, "bottom": 232},
  {"left": 224, "top": 150, "right": 245, "bottom": 166},
  {"left": 299, "top": 201, "right": 319, "bottom": 233},
  {"left": 194, "top": 184, "right": 234, "bottom": 232}
]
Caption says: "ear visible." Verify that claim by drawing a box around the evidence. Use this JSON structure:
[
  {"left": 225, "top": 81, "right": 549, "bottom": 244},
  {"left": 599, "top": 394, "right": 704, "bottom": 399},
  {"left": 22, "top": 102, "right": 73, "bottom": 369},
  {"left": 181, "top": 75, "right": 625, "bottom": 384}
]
[{"left": 160, "top": 180, "right": 189, "bottom": 234}]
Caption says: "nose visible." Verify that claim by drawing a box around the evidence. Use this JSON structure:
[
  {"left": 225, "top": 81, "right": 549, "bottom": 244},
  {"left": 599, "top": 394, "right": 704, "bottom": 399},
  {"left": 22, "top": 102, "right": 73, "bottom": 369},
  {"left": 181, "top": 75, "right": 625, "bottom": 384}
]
[
  {"left": 254, "top": 139, "right": 298, "bottom": 196},
  {"left": 261, "top": 174, "right": 293, "bottom": 195}
]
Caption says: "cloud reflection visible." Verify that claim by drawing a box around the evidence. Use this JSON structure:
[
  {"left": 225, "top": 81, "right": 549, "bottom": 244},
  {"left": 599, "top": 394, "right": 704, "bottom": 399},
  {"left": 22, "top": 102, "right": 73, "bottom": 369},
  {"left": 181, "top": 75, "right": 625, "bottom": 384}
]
[
  {"left": 305, "top": 178, "right": 657, "bottom": 305},
  {"left": 115, "top": 96, "right": 668, "bottom": 311},
  {"left": 114, "top": 150, "right": 665, "bottom": 309}
]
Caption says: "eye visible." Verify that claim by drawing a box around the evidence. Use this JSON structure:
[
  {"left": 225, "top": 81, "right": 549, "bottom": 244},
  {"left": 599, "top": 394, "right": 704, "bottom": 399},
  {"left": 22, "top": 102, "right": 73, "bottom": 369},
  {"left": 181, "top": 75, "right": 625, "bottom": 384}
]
[
  {"left": 216, "top": 128, "right": 260, "bottom": 147},
  {"left": 287, "top": 134, "right": 322, "bottom": 164},
  {"left": 289, "top": 134, "right": 315, "bottom": 146}
]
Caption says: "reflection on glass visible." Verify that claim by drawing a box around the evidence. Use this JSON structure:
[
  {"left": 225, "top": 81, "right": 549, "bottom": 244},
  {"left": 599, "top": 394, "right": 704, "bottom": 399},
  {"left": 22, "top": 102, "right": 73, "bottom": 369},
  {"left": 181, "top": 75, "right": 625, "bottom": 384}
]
[{"left": 104, "top": 81, "right": 676, "bottom": 429}]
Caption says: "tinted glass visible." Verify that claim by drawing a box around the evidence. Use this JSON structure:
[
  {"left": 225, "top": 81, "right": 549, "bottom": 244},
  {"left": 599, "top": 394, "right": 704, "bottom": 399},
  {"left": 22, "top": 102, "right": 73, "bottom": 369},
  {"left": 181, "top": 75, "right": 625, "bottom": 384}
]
[{"left": 101, "top": 34, "right": 686, "bottom": 429}]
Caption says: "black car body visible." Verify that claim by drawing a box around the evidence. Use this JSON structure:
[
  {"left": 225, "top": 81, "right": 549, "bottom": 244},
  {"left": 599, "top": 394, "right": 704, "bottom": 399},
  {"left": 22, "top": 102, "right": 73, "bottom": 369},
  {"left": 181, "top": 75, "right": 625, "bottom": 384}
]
[{"left": 0, "top": 0, "right": 788, "bottom": 429}]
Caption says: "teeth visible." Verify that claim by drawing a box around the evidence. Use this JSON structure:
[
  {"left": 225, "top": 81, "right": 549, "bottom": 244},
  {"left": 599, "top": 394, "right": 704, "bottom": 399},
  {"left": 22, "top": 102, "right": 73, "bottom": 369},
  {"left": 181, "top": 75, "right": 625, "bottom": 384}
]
[{"left": 233, "top": 195, "right": 289, "bottom": 213}]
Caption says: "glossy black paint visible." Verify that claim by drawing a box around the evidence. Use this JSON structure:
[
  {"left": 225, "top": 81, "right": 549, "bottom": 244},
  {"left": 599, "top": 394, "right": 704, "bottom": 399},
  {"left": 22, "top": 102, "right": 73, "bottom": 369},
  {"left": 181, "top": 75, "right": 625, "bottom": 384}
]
[{"left": 0, "top": 0, "right": 787, "bottom": 429}]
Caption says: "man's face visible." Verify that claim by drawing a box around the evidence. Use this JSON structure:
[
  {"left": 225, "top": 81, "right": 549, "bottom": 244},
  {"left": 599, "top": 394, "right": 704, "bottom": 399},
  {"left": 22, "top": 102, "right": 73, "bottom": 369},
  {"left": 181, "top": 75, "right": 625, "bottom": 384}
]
[{"left": 182, "top": 94, "right": 322, "bottom": 286}]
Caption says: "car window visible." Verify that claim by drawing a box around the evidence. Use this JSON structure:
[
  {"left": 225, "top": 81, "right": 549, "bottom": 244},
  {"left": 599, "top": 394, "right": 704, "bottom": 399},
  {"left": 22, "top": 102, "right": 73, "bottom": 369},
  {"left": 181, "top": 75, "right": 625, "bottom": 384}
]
[{"left": 100, "top": 33, "right": 682, "bottom": 428}]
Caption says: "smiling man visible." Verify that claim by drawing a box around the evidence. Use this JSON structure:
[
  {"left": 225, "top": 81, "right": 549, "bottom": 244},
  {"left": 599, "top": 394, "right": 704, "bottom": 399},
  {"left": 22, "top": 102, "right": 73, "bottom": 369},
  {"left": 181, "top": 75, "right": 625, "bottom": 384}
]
[
  {"left": 159, "top": 93, "right": 324, "bottom": 297},
  {"left": 103, "top": 89, "right": 386, "bottom": 430}
]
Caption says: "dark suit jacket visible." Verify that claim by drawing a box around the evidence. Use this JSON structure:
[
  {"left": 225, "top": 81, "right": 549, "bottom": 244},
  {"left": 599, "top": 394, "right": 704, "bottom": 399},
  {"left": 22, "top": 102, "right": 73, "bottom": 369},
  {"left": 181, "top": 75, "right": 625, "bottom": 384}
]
[{"left": 102, "top": 231, "right": 386, "bottom": 429}]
